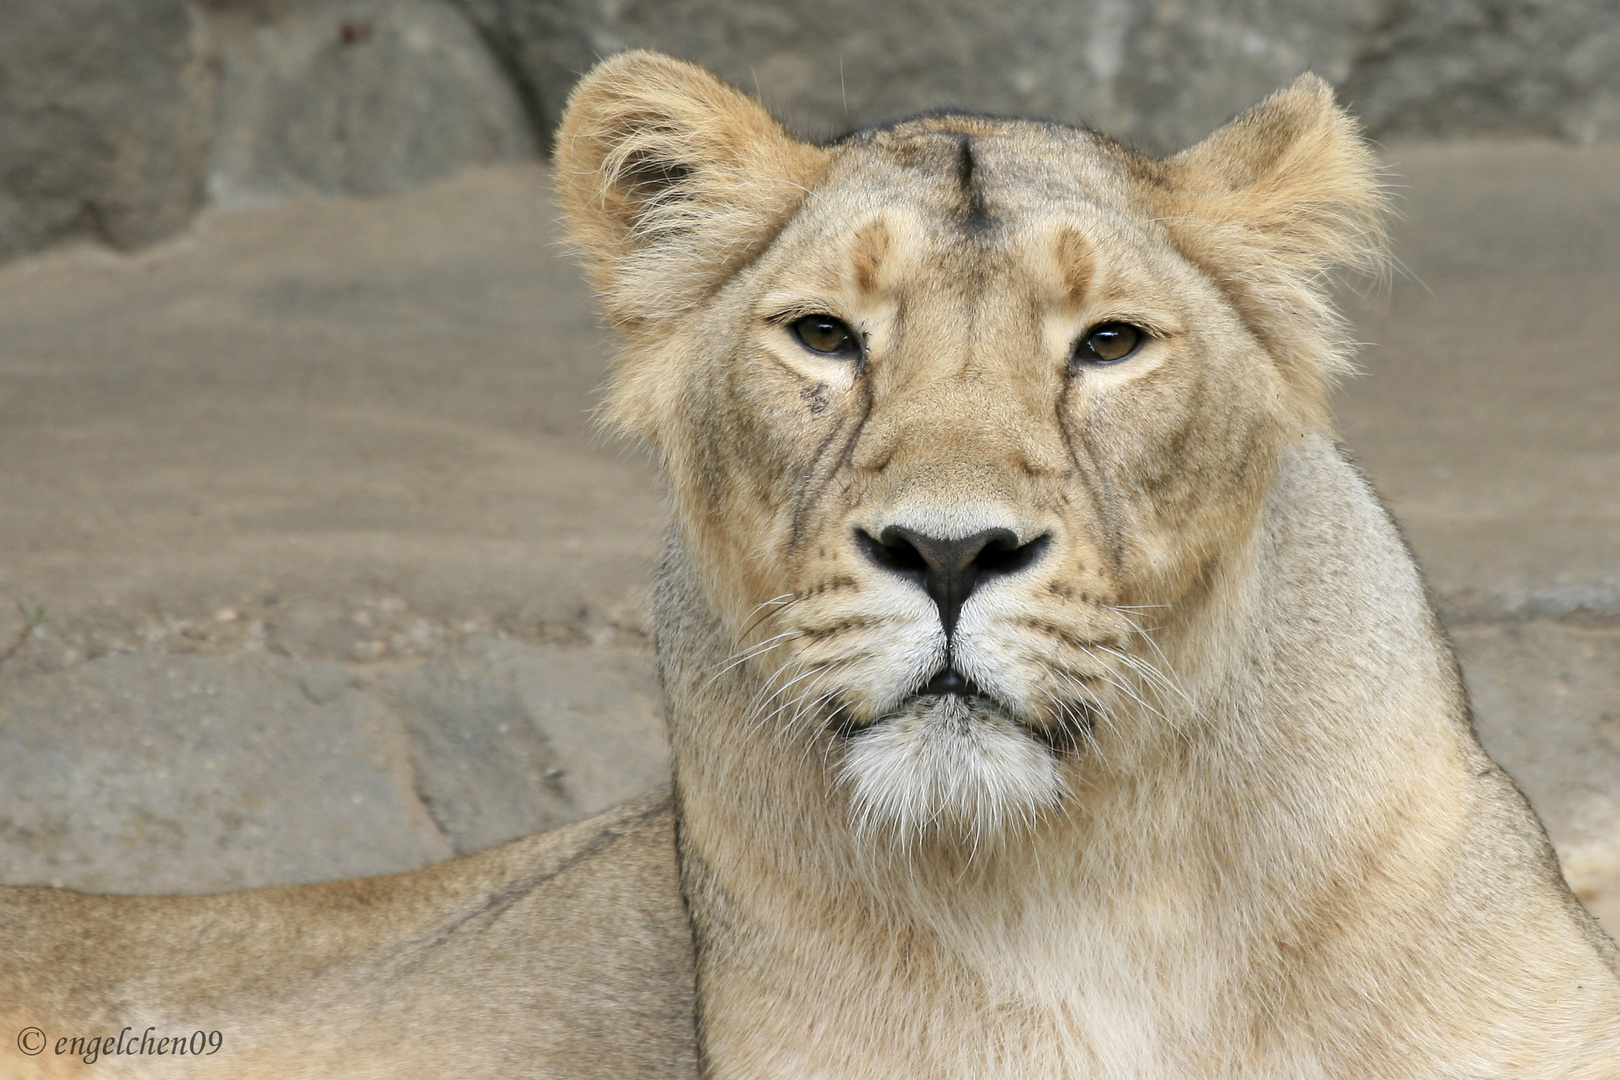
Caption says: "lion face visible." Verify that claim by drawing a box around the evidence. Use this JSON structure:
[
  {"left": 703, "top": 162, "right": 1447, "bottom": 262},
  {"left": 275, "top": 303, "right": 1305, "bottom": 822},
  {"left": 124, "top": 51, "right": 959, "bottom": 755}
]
[
  {"left": 692, "top": 128, "right": 1289, "bottom": 838},
  {"left": 557, "top": 54, "right": 1383, "bottom": 843}
]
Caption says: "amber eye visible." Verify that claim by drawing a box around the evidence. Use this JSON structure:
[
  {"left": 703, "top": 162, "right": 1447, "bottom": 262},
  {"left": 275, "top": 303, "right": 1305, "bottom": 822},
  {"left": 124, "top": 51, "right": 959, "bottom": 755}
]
[
  {"left": 790, "top": 314, "right": 861, "bottom": 360},
  {"left": 1072, "top": 322, "right": 1145, "bottom": 365}
]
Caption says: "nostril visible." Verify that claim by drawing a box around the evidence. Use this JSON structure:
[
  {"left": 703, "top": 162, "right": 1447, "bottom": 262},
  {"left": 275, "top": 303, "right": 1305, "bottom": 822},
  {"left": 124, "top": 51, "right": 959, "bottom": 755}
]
[
  {"left": 856, "top": 528, "right": 928, "bottom": 576},
  {"left": 975, "top": 533, "right": 1051, "bottom": 577}
]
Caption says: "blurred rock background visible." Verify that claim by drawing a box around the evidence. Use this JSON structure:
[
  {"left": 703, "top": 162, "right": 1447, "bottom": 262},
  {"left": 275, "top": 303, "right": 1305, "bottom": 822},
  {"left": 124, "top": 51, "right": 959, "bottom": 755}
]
[
  {"left": 0, "top": 0, "right": 1615, "bottom": 935},
  {"left": 6, "top": 0, "right": 1620, "bottom": 261}
]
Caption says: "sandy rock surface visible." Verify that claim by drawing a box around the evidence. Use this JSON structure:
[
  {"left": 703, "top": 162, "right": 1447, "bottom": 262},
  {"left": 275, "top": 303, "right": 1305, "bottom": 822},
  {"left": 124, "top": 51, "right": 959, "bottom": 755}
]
[
  {"left": 1337, "top": 140, "right": 1620, "bottom": 931},
  {"left": 0, "top": 145, "right": 1615, "bottom": 938}
]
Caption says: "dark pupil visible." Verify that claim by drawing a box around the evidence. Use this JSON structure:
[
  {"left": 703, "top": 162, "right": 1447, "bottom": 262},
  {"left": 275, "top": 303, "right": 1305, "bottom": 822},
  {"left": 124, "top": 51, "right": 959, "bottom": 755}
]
[
  {"left": 1087, "top": 324, "right": 1140, "bottom": 362},
  {"left": 795, "top": 316, "right": 850, "bottom": 353}
]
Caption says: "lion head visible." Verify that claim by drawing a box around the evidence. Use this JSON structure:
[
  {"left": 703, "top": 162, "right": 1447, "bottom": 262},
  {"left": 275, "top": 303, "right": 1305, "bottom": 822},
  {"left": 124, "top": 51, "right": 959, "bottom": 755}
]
[{"left": 556, "top": 52, "right": 1384, "bottom": 847}]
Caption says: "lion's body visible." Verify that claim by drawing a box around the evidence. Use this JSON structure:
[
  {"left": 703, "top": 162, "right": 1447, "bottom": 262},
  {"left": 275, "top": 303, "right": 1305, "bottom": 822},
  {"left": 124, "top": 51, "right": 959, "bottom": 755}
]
[
  {"left": 3, "top": 50, "right": 1617, "bottom": 1080},
  {"left": 555, "top": 53, "right": 1620, "bottom": 1077},
  {"left": 659, "top": 443, "right": 1620, "bottom": 1077},
  {"left": 1, "top": 793, "right": 696, "bottom": 1078}
]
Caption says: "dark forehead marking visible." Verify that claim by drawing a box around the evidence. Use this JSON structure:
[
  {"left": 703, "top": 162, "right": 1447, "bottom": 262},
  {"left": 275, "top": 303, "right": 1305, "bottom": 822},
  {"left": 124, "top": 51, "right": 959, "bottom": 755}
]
[
  {"left": 829, "top": 113, "right": 1152, "bottom": 216},
  {"left": 846, "top": 126, "right": 1002, "bottom": 237},
  {"left": 954, "top": 137, "right": 994, "bottom": 233}
]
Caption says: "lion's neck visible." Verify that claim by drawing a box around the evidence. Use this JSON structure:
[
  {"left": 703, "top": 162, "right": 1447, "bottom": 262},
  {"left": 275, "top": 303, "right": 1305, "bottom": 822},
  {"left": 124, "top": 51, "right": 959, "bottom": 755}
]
[{"left": 659, "top": 436, "right": 1472, "bottom": 1077}]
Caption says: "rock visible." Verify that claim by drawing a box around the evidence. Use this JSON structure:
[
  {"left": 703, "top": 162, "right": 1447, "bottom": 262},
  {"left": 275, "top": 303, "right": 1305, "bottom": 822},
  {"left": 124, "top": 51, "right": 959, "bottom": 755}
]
[
  {"left": 457, "top": 0, "right": 1385, "bottom": 153},
  {"left": 0, "top": 640, "right": 670, "bottom": 893},
  {"left": 1335, "top": 140, "right": 1620, "bottom": 625},
  {"left": 453, "top": 0, "right": 1620, "bottom": 152},
  {"left": 1455, "top": 622, "right": 1620, "bottom": 934},
  {"left": 0, "top": 0, "right": 215, "bottom": 259},
  {"left": 201, "top": 0, "right": 535, "bottom": 203},
  {"left": 0, "top": 652, "right": 453, "bottom": 893},
  {"left": 0, "top": 163, "right": 663, "bottom": 670},
  {"left": 1343, "top": 0, "right": 1620, "bottom": 144},
  {"left": 10, "top": 0, "right": 1617, "bottom": 266},
  {"left": 374, "top": 637, "right": 669, "bottom": 855},
  {"left": 454, "top": 0, "right": 590, "bottom": 152},
  {"left": 7, "top": 0, "right": 1619, "bottom": 268}
]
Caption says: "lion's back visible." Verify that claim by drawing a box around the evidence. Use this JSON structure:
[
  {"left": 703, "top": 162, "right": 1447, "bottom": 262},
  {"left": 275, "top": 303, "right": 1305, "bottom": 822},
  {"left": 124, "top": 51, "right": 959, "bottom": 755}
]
[{"left": 1, "top": 790, "right": 697, "bottom": 1080}]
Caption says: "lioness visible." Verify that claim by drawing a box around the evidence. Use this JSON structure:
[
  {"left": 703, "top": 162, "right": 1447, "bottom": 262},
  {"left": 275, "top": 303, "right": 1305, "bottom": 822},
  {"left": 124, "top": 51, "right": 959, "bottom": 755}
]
[{"left": 4, "top": 50, "right": 1618, "bottom": 1079}]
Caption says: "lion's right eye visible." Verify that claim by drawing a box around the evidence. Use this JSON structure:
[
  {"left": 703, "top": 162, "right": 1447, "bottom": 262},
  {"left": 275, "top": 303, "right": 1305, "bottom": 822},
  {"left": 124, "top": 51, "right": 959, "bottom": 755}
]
[{"left": 790, "top": 315, "right": 861, "bottom": 360}]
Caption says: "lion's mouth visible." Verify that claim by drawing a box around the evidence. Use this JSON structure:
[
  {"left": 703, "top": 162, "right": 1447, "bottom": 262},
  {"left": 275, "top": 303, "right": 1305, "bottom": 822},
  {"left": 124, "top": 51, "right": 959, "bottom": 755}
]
[
  {"left": 920, "top": 666, "right": 979, "bottom": 697},
  {"left": 832, "top": 666, "right": 1090, "bottom": 757}
]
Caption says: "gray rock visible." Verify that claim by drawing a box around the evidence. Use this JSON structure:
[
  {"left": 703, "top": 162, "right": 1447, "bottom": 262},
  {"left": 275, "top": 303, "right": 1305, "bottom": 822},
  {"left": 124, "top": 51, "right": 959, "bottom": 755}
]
[
  {"left": 0, "top": 640, "right": 670, "bottom": 893},
  {"left": 374, "top": 637, "right": 669, "bottom": 855},
  {"left": 1456, "top": 622, "right": 1620, "bottom": 934},
  {"left": 0, "top": 652, "right": 453, "bottom": 893},
  {"left": 1343, "top": 0, "right": 1620, "bottom": 144},
  {"left": 201, "top": 0, "right": 535, "bottom": 203},
  {"left": 8, "top": 0, "right": 1620, "bottom": 270},
  {"left": 378, "top": 654, "right": 577, "bottom": 856},
  {"left": 10, "top": 0, "right": 1618, "bottom": 267},
  {"left": 457, "top": 0, "right": 1384, "bottom": 153},
  {"left": 454, "top": 0, "right": 589, "bottom": 152},
  {"left": 456, "top": 0, "right": 1620, "bottom": 153},
  {"left": 0, "top": 0, "right": 216, "bottom": 258}
]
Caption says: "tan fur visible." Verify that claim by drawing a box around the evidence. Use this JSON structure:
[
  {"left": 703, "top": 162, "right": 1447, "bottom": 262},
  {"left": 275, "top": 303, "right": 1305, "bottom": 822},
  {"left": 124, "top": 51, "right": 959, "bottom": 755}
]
[
  {"left": 4, "top": 51, "right": 1617, "bottom": 1079},
  {"left": 2, "top": 793, "right": 697, "bottom": 1078},
  {"left": 560, "top": 52, "right": 1620, "bottom": 1078}
]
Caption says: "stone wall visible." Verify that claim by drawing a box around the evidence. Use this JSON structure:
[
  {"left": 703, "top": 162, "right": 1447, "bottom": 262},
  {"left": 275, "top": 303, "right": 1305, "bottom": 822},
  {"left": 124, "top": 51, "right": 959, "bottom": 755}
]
[
  {"left": 461, "top": 0, "right": 1620, "bottom": 149},
  {"left": 0, "top": 0, "right": 534, "bottom": 260},
  {"left": 3, "top": 0, "right": 1619, "bottom": 256},
  {"left": 203, "top": 0, "right": 533, "bottom": 205},
  {"left": 0, "top": 0, "right": 214, "bottom": 260}
]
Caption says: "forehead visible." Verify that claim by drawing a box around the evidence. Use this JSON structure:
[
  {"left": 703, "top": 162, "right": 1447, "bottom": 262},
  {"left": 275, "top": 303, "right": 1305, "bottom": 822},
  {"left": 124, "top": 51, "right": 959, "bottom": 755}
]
[
  {"left": 854, "top": 118, "right": 1145, "bottom": 213},
  {"left": 771, "top": 118, "right": 1180, "bottom": 298}
]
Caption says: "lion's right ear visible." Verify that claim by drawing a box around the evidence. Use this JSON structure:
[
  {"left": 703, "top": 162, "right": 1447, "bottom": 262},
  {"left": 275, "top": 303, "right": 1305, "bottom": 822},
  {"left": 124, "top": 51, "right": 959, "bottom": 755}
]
[{"left": 554, "top": 51, "right": 829, "bottom": 330}]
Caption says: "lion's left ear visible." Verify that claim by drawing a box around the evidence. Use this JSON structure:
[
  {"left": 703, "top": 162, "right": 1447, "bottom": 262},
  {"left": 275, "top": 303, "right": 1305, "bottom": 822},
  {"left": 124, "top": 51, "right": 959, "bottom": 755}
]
[
  {"left": 554, "top": 51, "right": 829, "bottom": 331},
  {"left": 1158, "top": 74, "right": 1387, "bottom": 413}
]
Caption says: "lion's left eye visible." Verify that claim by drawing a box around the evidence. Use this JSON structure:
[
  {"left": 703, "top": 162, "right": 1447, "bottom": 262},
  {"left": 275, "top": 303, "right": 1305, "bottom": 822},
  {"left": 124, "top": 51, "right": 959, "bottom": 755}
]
[
  {"left": 790, "top": 315, "right": 862, "bottom": 360},
  {"left": 1071, "top": 322, "right": 1145, "bottom": 365}
]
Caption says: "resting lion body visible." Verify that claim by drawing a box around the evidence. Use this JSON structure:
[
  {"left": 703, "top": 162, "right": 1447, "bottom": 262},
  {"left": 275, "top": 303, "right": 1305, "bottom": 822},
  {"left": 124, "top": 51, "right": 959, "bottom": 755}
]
[{"left": 4, "top": 51, "right": 1618, "bottom": 1079}]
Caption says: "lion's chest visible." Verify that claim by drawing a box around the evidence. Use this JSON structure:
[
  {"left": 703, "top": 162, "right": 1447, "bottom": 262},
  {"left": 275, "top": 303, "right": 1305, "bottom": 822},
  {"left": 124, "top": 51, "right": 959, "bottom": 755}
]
[{"left": 705, "top": 902, "right": 1258, "bottom": 1079}]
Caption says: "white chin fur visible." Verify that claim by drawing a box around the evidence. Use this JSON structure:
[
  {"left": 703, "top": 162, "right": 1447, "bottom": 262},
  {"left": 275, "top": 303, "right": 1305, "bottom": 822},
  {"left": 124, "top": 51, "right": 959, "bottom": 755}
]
[{"left": 839, "top": 696, "right": 1064, "bottom": 844}]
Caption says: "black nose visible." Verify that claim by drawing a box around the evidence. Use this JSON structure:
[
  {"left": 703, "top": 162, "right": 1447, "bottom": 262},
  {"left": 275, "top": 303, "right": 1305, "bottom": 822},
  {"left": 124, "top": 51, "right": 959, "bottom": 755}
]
[{"left": 857, "top": 525, "right": 1050, "bottom": 636}]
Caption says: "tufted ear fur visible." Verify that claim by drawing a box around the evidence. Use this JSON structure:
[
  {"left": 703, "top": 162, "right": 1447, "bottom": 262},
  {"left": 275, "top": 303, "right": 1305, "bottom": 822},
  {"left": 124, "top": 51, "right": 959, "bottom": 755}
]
[
  {"left": 554, "top": 51, "right": 829, "bottom": 333},
  {"left": 1156, "top": 74, "right": 1387, "bottom": 424}
]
